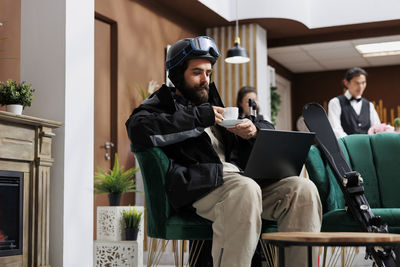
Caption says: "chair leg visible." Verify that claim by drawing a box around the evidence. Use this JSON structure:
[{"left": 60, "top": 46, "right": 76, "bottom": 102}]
[
  {"left": 341, "top": 247, "right": 345, "bottom": 267},
  {"left": 260, "top": 239, "right": 277, "bottom": 267},
  {"left": 146, "top": 238, "right": 209, "bottom": 267},
  {"left": 147, "top": 237, "right": 170, "bottom": 267},
  {"left": 180, "top": 240, "right": 184, "bottom": 267},
  {"left": 173, "top": 240, "right": 179, "bottom": 267},
  {"left": 164, "top": 240, "right": 208, "bottom": 267},
  {"left": 323, "top": 246, "right": 327, "bottom": 267},
  {"left": 323, "top": 246, "right": 359, "bottom": 267},
  {"left": 172, "top": 240, "right": 186, "bottom": 267},
  {"left": 188, "top": 240, "right": 205, "bottom": 267},
  {"left": 345, "top": 246, "right": 357, "bottom": 267}
]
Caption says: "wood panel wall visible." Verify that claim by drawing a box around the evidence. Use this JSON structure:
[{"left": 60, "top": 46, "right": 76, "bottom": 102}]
[
  {"left": 207, "top": 24, "right": 259, "bottom": 107},
  {"left": 0, "top": 0, "right": 21, "bottom": 112},
  {"left": 95, "top": 0, "right": 202, "bottom": 174},
  {"left": 0, "top": 0, "right": 20, "bottom": 83}
]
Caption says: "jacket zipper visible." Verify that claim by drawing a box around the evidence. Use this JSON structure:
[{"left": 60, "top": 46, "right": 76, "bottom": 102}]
[{"left": 217, "top": 248, "right": 224, "bottom": 267}]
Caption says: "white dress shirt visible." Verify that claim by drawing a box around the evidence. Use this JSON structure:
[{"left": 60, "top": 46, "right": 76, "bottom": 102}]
[{"left": 328, "top": 90, "right": 381, "bottom": 138}]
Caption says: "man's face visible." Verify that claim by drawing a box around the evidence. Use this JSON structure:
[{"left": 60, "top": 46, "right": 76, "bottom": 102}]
[
  {"left": 178, "top": 58, "right": 212, "bottom": 105},
  {"left": 344, "top": 74, "right": 367, "bottom": 98}
]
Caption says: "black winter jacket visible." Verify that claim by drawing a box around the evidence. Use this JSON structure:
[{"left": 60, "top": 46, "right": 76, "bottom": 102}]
[{"left": 126, "top": 83, "right": 274, "bottom": 210}]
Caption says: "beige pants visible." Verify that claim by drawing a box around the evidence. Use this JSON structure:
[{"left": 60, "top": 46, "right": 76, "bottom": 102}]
[{"left": 193, "top": 172, "right": 322, "bottom": 267}]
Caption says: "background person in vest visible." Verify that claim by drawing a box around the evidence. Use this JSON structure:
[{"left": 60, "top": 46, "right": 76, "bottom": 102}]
[{"left": 328, "top": 67, "right": 381, "bottom": 138}]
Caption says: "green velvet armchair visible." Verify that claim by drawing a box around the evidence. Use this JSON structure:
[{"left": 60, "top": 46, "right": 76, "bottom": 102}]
[
  {"left": 133, "top": 146, "right": 213, "bottom": 241},
  {"left": 305, "top": 133, "right": 400, "bottom": 233},
  {"left": 132, "top": 145, "right": 277, "bottom": 266}
]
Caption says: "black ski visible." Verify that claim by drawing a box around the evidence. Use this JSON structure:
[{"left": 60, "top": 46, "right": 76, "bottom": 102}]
[{"left": 303, "top": 103, "right": 397, "bottom": 267}]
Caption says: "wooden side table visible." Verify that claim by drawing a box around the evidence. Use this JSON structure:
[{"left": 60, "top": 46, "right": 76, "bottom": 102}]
[{"left": 262, "top": 232, "right": 400, "bottom": 267}]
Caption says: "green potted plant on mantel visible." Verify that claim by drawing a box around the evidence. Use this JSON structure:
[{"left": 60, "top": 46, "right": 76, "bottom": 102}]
[
  {"left": 122, "top": 207, "right": 143, "bottom": 240},
  {"left": 0, "top": 79, "right": 35, "bottom": 115},
  {"left": 94, "top": 153, "right": 142, "bottom": 206}
]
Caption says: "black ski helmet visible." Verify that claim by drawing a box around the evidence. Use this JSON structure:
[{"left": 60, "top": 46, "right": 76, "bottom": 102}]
[{"left": 166, "top": 36, "right": 220, "bottom": 87}]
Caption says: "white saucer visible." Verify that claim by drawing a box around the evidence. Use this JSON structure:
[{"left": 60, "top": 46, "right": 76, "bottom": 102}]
[{"left": 218, "top": 119, "right": 243, "bottom": 128}]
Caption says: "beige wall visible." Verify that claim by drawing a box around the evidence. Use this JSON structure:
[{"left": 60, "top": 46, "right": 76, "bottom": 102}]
[{"left": 95, "top": 0, "right": 203, "bottom": 201}]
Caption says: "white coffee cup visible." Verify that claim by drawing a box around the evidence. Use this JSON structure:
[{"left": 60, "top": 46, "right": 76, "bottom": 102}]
[{"left": 223, "top": 107, "right": 239, "bottom": 120}]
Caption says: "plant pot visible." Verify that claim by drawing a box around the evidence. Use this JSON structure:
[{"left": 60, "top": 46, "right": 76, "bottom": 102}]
[
  {"left": 125, "top": 228, "right": 139, "bottom": 240},
  {"left": 6, "top": 104, "right": 23, "bottom": 115},
  {"left": 108, "top": 193, "right": 122, "bottom": 206}
]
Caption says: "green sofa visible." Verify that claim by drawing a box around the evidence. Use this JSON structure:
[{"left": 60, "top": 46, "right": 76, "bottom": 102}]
[{"left": 305, "top": 133, "right": 400, "bottom": 233}]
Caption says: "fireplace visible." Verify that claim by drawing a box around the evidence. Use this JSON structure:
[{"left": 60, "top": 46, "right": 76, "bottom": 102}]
[
  {"left": 0, "top": 171, "right": 23, "bottom": 257},
  {"left": 0, "top": 111, "right": 60, "bottom": 266}
]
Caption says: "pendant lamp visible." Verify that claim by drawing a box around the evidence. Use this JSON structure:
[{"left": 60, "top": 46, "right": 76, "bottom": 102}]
[{"left": 225, "top": 0, "right": 250, "bottom": 64}]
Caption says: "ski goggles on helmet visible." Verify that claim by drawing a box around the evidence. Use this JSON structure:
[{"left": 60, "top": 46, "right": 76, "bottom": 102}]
[{"left": 166, "top": 36, "right": 220, "bottom": 70}]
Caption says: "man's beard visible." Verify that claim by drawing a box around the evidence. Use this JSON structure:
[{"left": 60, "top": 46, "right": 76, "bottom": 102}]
[{"left": 179, "top": 81, "right": 209, "bottom": 105}]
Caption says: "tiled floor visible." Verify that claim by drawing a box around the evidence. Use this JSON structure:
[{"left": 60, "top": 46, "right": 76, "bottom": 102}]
[{"left": 146, "top": 248, "right": 376, "bottom": 267}]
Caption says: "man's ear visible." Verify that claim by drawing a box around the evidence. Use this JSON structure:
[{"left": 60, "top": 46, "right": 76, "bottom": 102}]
[{"left": 343, "top": 79, "right": 349, "bottom": 89}]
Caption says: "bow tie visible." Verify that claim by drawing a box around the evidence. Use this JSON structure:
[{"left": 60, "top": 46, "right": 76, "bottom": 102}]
[{"left": 350, "top": 97, "right": 362, "bottom": 102}]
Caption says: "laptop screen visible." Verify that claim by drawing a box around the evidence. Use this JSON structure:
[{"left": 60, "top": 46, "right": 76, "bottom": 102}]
[{"left": 244, "top": 129, "right": 315, "bottom": 180}]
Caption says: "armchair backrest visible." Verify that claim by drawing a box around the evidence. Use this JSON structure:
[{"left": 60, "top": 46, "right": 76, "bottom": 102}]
[
  {"left": 306, "top": 133, "right": 400, "bottom": 214},
  {"left": 132, "top": 145, "right": 172, "bottom": 238}
]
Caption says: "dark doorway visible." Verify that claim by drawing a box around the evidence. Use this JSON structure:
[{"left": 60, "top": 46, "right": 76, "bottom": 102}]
[{"left": 0, "top": 171, "right": 23, "bottom": 257}]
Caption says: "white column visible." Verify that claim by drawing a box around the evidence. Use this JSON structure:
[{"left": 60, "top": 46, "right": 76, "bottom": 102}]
[
  {"left": 20, "top": 0, "right": 94, "bottom": 266},
  {"left": 255, "top": 24, "right": 270, "bottom": 120}
]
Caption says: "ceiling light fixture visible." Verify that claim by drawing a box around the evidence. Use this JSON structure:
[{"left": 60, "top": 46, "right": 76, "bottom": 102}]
[
  {"left": 225, "top": 0, "right": 250, "bottom": 64},
  {"left": 356, "top": 41, "right": 400, "bottom": 57}
]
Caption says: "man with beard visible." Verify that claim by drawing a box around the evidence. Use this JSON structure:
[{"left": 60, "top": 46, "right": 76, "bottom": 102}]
[{"left": 126, "top": 36, "right": 322, "bottom": 267}]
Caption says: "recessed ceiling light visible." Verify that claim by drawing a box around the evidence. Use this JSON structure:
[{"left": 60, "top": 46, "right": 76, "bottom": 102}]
[{"left": 356, "top": 41, "right": 400, "bottom": 57}]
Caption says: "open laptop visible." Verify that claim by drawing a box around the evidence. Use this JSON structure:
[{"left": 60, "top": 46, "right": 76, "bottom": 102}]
[{"left": 243, "top": 129, "right": 315, "bottom": 180}]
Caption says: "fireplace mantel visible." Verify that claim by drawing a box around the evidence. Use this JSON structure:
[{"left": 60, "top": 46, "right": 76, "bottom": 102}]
[{"left": 0, "top": 111, "right": 61, "bottom": 267}]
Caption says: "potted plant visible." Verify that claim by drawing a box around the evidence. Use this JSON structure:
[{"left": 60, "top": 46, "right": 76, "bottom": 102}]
[
  {"left": 270, "top": 85, "right": 281, "bottom": 126},
  {"left": 133, "top": 80, "right": 159, "bottom": 102},
  {"left": 394, "top": 118, "right": 400, "bottom": 132},
  {"left": 0, "top": 79, "right": 35, "bottom": 114},
  {"left": 94, "top": 153, "right": 141, "bottom": 206},
  {"left": 122, "top": 207, "right": 143, "bottom": 240}
]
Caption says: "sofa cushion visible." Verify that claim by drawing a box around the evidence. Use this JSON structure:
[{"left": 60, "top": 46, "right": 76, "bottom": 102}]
[
  {"left": 370, "top": 133, "right": 400, "bottom": 208},
  {"left": 322, "top": 208, "right": 400, "bottom": 234},
  {"left": 341, "top": 134, "right": 381, "bottom": 208}
]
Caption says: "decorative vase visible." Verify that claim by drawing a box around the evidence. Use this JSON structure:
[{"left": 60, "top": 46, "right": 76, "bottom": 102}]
[
  {"left": 108, "top": 193, "right": 122, "bottom": 206},
  {"left": 6, "top": 104, "right": 23, "bottom": 115},
  {"left": 125, "top": 228, "right": 139, "bottom": 241}
]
